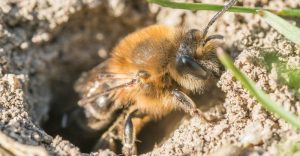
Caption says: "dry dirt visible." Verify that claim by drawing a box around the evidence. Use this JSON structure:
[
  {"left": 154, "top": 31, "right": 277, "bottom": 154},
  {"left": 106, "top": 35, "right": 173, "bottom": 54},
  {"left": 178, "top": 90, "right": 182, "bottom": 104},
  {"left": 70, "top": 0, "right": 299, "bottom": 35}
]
[{"left": 0, "top": 0, "right": 299, "bottom": 155}]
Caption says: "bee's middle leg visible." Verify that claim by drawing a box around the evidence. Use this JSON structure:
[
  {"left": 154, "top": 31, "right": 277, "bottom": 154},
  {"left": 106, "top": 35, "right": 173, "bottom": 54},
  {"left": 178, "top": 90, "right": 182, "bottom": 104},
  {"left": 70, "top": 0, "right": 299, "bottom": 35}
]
[
  {"left": 122, "top": 110, "right": 152, "bottom": 156},
  {"left": 93, "top": 109, "right": 151, "bottom": 155},
  {"left": 122, "top": 112, "right": 135, "bottom": 156}
]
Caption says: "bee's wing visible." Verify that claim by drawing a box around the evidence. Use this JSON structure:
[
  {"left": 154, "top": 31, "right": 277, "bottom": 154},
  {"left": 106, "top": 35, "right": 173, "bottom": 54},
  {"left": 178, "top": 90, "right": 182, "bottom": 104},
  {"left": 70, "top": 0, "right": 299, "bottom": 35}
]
[
  {"left": 74, "top": 60, "right": 137, "bottom": 130},
  {"left": 74, "top": 60, "right": 109, "bottom": 97},
  {"left": 75, "top": 60, "right": 137, "bottom": 106}
]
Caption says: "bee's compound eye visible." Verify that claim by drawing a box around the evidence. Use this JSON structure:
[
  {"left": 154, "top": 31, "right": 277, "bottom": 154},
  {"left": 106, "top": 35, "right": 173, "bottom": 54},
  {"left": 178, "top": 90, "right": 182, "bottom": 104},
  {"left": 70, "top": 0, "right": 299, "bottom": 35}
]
[{"left": 176, "top": 55, "right": 208, "bottom": 79}]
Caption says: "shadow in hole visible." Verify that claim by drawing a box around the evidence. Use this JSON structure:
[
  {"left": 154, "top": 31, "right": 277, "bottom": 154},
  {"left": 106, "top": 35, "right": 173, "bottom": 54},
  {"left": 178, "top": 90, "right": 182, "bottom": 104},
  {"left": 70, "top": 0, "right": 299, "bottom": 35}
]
[
  {"left": 137, "top": 111, "right": 185, "bottom": 154},
  {"left": 42, "top": 80, "right": 103, "bottom": 152}
]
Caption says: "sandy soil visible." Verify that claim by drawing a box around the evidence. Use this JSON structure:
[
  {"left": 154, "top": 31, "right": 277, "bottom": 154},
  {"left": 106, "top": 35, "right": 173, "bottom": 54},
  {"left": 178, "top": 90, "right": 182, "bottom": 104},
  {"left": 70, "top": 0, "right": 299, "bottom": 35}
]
[{"left": 0, "top": 0, "right": 299, "bottom": 155}]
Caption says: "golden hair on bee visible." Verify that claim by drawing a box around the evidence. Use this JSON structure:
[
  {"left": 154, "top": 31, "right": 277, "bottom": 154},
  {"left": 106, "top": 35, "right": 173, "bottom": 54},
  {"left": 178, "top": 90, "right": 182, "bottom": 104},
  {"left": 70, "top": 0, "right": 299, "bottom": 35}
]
[{"left": 75, "top": 0, "right": 237, "bottom": 155}]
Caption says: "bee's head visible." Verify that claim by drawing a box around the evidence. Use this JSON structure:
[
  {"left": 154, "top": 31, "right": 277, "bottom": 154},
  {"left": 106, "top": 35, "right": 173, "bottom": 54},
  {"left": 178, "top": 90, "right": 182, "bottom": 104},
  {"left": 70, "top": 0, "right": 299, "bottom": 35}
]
[
  {"left": 169, "top": 0, "right": 237, "bottom": 92},
  {"left": 170, "top": 29, "right": 223, "bottom": 92}
]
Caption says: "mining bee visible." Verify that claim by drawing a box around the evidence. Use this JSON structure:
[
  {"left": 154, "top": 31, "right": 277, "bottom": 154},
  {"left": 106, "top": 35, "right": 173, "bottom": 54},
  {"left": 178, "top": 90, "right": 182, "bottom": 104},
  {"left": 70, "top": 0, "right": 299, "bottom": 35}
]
[{"left": 75, "top": 0, "right": 237, "bottom": 155}]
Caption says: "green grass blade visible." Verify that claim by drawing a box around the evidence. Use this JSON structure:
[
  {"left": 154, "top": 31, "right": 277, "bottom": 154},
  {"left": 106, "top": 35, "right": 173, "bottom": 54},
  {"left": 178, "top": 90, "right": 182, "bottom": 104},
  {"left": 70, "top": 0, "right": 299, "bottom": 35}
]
[
  {"left": 147, "top": 0, "right": 257, "bottom": 13},
  {"left": 260, "top": 10, "right": 300, "bottom": 45},
  {"left": 217, "top": 48, "right": 300, "bottom": 131},
  {"left": 147, "top": 0, "right": 300, "bottom": 17},
  {"left": 278, "top": 8, "right": 300, "bottom": 17}
]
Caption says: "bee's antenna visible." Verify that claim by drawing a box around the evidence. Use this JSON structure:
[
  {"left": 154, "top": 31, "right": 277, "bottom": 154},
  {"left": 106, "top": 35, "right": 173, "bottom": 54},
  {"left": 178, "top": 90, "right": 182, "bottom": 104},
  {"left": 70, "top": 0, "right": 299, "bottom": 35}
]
[{"left": 201, "top": 0, "right": 238, "bottom": 45}]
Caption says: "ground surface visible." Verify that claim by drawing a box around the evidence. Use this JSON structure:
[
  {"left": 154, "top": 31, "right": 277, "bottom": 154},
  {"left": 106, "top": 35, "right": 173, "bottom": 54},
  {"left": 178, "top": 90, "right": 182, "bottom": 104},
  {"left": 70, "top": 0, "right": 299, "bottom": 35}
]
[{"left": 0, "top": 0, "right": 299, "bottom": 155}]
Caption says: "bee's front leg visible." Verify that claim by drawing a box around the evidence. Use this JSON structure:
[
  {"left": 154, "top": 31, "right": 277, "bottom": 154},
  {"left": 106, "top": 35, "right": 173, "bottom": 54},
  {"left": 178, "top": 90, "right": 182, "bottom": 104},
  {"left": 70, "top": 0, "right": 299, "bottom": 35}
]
[{"left": 172, "top": 89, "right": 211, "bottom": 122}]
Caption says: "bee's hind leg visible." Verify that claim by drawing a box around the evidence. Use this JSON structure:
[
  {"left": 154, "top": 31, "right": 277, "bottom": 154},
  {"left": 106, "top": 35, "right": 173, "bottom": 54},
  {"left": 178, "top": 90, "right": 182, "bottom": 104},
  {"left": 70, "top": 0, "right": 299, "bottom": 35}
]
[{"left": 92, "top": 111, "right": 126, "bottom": 152}]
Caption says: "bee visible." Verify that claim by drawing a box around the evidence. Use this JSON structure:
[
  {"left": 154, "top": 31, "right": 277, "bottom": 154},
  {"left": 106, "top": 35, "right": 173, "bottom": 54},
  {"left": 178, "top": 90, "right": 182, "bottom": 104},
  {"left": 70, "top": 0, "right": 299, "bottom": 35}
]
[{"left": 75, "top": 0, "right": 237, "bottom": 155}]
